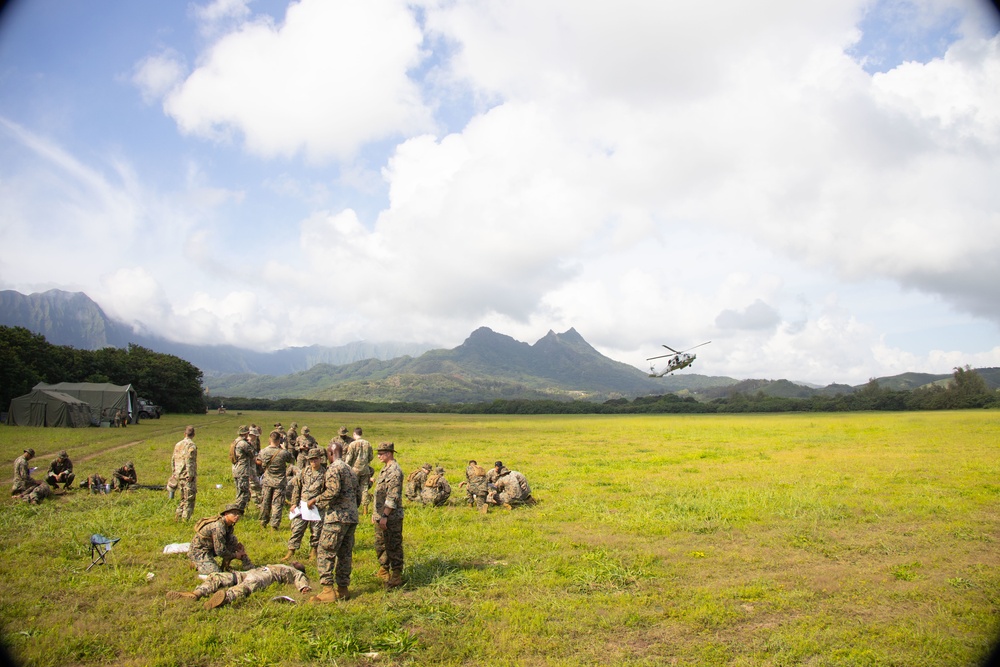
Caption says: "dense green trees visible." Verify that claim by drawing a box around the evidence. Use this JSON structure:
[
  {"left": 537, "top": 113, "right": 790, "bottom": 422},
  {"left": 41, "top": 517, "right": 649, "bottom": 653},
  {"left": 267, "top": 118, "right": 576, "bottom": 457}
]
[{"left": 0, "top": 326, "right": 204, "bottom": 413}]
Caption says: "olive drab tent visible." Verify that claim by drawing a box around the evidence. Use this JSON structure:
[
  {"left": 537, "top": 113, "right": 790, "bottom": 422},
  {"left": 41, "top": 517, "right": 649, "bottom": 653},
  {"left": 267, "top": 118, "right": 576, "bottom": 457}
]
[
  {"left": 33, "top": 382, "right": 139, "bottom": 425},
  {"left": 6, "top": 389, "right": 93, "bottom": 427}
]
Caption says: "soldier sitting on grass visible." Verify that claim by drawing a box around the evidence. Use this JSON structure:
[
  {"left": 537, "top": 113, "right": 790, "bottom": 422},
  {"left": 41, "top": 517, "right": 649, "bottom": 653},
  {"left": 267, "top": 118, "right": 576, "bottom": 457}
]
[{"left": 111, "top": 461, "right": 137, "bottom": 491}]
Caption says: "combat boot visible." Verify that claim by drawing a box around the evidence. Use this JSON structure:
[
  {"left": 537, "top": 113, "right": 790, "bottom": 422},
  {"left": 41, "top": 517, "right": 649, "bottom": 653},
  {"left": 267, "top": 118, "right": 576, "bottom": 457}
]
[
  {"left": 386, "top": 569, "right": 403, "bottom": 589},
  {"left": 479, "top": 503, "right": 488, "bottom": 515},
  {"left": 336, "top": 586, "right": 350, "bottom": 601},
  {"left": 280, "top": 549, "right": 295, "bottom": 562},
  {"left": 309, "top": 586, "right": 337, "bottom": 603},
  {"left": 204, "top": 590, "right": 229, "bottom": 610},
  {"left": 308, "top": 547, "right": 317, "bottom": 561},
  {"left": 165, "top": 591, "right": 198, "bottom": 600},
  {"left": 375, "top": 565, "right": 390, "bottom": 581}
]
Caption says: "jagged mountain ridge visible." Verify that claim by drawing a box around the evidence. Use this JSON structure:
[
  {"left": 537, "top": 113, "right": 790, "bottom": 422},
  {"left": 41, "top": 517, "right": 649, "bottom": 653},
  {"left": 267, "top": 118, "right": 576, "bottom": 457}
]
[{"left": 0, "top": 289, "right": 434, "bottom": 374}]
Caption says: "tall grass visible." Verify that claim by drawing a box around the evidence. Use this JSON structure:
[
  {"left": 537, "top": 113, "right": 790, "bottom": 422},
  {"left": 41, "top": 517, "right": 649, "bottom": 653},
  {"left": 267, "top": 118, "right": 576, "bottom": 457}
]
[{"left": 1, "top": 410, "right": 998, "bottom": 665}]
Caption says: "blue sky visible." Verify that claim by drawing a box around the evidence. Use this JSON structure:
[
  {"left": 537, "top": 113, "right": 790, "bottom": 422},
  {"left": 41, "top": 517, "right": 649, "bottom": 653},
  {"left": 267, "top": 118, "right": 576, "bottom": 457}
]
[{"left": 1, "top": 0, "right": 998, "bottom": 384}]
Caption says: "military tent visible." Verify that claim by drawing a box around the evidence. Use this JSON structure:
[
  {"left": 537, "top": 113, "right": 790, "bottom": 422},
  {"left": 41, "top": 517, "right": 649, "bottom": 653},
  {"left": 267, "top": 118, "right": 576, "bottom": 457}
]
[
  {"left": 7, "top": 389, "right": 93, "bottom": 427},
  {"left": 33, "top": 382, "right": 138, "bottom": 424}
]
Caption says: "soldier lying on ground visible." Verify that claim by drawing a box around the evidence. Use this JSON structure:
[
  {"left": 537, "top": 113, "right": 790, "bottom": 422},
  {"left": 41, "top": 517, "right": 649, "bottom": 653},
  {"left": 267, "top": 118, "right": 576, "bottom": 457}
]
[
  {"left": 20, "top": 481, "right": 54, "bottom": 505},
  {"left": 166, "top": 562, "right": 310, "bottom": 610},
  {"left": 81, "top": 473, "right": 107, "bottom": 494}
]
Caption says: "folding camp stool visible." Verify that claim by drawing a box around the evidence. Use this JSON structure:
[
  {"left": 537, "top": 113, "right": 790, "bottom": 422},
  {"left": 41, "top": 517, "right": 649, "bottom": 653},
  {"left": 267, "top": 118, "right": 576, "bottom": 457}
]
[{"left": 87, "top": 534, "right": 121, "bottom": 571}]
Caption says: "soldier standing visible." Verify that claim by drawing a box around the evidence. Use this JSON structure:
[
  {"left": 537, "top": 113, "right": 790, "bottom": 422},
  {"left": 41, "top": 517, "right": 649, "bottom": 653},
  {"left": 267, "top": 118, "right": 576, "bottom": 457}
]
[
  {"left": 372, "top": 442, "right": 405, "bottom": 589},
  {"left": 283, "top": 448, "right": 326, "bottom": 562},
  {"left": 294, "top": 426, "right": 318, "bottom": 470},
  {"left": 310, "top": 441, "right": 360, "bottom": 602},
  {"left": 189, "top": 503, "right": 253, "bottom": 574},
  {"left": 11, "top": 448, "right": 38, "bottom": 496},
  {"left": 171, "top": 426, "right": 198, "bottom": 521},
  {"left": 230, "top": 426, "right": 256, "bottom": 511},
  {"left": 247, "top": 426, "right": 263, "bottom": 505},
  {"left": 344, "top": 427, "right": 373, "bottom": 514},
  {"left": 257, "top": 430, "right": 295, "bottom": 529},
  {"left": 460, "top": 460, "right": 489, "bottom": 513},
  {"left": 45, "top": 450, "right": 75, "bottom": 490}
]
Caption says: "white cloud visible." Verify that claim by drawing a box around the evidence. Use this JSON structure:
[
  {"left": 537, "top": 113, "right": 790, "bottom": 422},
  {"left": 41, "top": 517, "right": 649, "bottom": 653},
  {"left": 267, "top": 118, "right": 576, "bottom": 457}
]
[
  {"left": 161, "top": 0, "right": 434, "bottom": 162},
  {"left": 131, "top": 52, "right": 186, "bottom": 104}
]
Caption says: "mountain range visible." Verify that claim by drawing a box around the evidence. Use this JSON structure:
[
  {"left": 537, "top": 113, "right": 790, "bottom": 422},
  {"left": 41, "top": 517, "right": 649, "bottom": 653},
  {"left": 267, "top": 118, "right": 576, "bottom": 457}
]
[{"left": 3, "top": 289, "right": 996, "bottom": 403}]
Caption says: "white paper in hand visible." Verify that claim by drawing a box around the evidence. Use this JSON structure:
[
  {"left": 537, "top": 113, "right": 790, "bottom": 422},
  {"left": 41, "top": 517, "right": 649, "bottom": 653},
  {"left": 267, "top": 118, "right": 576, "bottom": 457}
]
[{"left": 299, "top": 501, "right": 321, "bottom": 521}]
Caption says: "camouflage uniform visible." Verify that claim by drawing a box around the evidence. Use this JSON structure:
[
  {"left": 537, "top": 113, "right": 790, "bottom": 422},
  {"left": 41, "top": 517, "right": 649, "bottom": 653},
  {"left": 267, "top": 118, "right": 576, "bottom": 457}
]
[
  {"left": 344, "top": 437, "right": 374, "bottom": 513},
  {"left": 189, "top": 513, "right": 252, "bottom": 575},
  {"left": 231, "top": 435, "right": 256, "bottom": 511},
  {"left": 248, "top": 430, "right": 263, "bottom": 504},
  {"left": 45, "top": 453, "right": 75, "bottom": 490},
  {"left": 494, "top": 470, "right": 532, "bottom": 506},
  {"left": 405, "top": 463, "right": 431, "bottom": 502},
  {"left": 314, "top": 459, "right": 359, "bottom": 587},
  {"left": 86, "top": 473, "right": 107, "bottom": 494},
  {"left": 171, "top": 436, "right": 197, "bottom": 521},
  {"left": 257, "top": 444, "right": 294, "bottom": 528},
  {"left": 11, "top": 452, "right": 37, "bottom": 495},
  {"left": 464, "top": 462, "right": 488, "bottom": 508},
  {"left": 287, "top": 460, "right": 326, "bottom": 553},
  {"left": 294, "top": 431, "right": 317, "bottom": 470},
  {"left": 111, "top": 463, "right": 136, "bottom": 491},
  {"left": 22, "top": 481, "right": 53, "bottom": 505},
  {"left": 374, "top": 458, "right": 405, "bottom": 573},
  {"left": 420, "top": 467, "right": 452, "bottom": 506},
  {"left": 193, "top": 564, "right": 309, "bottom": 604}
]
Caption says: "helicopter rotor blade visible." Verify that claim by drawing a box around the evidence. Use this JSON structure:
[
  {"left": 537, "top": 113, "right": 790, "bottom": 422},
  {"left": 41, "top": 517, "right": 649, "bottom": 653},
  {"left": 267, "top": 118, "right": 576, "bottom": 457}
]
[
  {"left": 661, "top": 345, "right": 680, "bottom": 354},
  {"left": 646, "top": 353, "right": 676, "bottom": 361},
  {"left": 678, "top": 341, "right": 711, "bottom": 354}
]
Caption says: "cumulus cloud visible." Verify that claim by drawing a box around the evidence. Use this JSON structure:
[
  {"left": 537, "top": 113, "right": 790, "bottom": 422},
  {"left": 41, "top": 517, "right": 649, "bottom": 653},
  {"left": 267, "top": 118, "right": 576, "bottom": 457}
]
[
  {"left": 716, "top": 300, "right": 782, "bottom": 331},
  {"left": 131, "top": 51, "right": 186, "bottom": 104},
  {"left": 161, "top": 0, "right": 434, "bottom": 161}
]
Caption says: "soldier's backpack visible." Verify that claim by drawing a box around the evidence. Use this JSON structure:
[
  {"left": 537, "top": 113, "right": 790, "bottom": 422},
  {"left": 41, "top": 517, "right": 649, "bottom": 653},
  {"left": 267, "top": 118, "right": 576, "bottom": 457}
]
[
  {"left": 194, "top": 515, "right": 217, "bottom": 534},
  {"left": 229, "top": 438, "right": 239, "bottom": 465},
  {"left": 425, "top": 473, "right": 442, "bottom": 488},
  {"left": 470, "top": 464, "right": 486, "bottom": 477}
]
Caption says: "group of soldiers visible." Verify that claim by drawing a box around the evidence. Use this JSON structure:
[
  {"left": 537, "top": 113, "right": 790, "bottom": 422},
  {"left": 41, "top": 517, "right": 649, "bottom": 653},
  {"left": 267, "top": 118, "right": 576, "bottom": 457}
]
[
  {"left": 174, "top": 423, "right": 406, "bottom": 606},
  {"left": 171, "top": 422, "right": 536, "bottom": 609},
  {"left": 10, "top": 448, "right": 138, "bottom": 505}
]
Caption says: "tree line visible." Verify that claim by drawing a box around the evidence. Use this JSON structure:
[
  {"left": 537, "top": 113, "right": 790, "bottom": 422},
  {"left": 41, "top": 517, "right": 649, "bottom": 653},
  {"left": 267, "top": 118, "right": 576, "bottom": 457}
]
[
  {"left": 205, "top": 366, "right": 998, "bottom": 415},
  {"left": 0, "top": 326, "right": 205, "bottom": 414}
]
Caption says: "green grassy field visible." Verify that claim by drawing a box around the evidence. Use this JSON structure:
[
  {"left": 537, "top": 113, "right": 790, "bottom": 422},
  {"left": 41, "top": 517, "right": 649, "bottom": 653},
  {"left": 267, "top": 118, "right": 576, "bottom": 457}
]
[{"left": 1, "top": 410, "right": 998, "bottom": 666}]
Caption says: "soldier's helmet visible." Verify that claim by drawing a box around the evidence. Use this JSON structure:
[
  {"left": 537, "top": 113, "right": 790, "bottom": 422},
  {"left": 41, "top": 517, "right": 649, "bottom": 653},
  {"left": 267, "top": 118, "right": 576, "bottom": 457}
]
[
  {"left": 422, "top": 462, "right": 432, "bottom": 471},
  {"left": 435, "top": 467, "right": 445, "bottom": 474}
]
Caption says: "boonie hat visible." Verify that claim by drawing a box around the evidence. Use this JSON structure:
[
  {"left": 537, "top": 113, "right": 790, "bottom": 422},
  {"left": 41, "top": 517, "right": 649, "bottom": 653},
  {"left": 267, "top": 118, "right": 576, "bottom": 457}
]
[
  {"left": 306, "top": 448, "right": 324, "bottom": 460},
  {"left": 338, "top": 427, "right": 349, "bottom": 436},
  {"left": 238, "top": 425, "right": 249, "bottom": 435},
  {"left": 377, "top": 442, "right": 395, "bottom": 453},
  {"left": 221, "top": 503, "right": 244, "bottom": 516}
]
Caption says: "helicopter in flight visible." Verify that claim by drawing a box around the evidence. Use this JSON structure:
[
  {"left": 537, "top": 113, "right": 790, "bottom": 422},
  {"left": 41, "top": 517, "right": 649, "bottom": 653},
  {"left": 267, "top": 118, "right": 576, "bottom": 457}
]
[{"left": 647, "top": 341, "right": 711, "bottom": 377}]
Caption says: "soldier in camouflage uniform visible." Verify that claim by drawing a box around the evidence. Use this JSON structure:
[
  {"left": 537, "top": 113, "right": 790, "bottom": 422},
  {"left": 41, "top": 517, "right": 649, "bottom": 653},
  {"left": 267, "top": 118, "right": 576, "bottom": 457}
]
[
  {"left": 247, "top": 426, "right": 263, "bottom": 505},
  {"left": 45, "top": 451, "right": 75, "bottom": 490},
  {"left": 20, "top": 480, "right": 53, "bottom": 505},
  {"left": 372, "top": 442, "right": 405, "bottom": 589},
  {"left": 256, "top": 430, "right": 295, "bottom": 529},
  {"left": 310, "top": 441, "right": 360, "bottom": 602},
  {"left": 167, "top": 562, "right": 311, "bottom": 610},
  {"left": 286, "top": 422, "right": 299, "bottom": 449},
  {"left": 11, "top": 448, "right": 38, "bottom": 496},
  {"left": 405, "top": 462, "right": 432, "bottom": 502},
  {"left": 283, "top": 448, "right": 326, "bottom": 562},
  {"left": 111, "top": 461, "right": 137, "bottom": 491},
  {"left": 343, "top": 427, "right": 373, "bottom": 514},
  {"left": 189, "top": 503, "right": 253, "bottom": 575},
  {"left": 171, "top": 426, "right": 198, "bottom": 521},
  {"left": 492, "top": 468, "right": 534, "bottom": 508},
  {"left": 84, "top": 473, "right": 107, "bottom": 494},
  {"left": 420, "top": 466, "right": 452, "bottom": 506},
  {"left": 230, "top": 426, "right": 256, "bottom": 511},
  {"left": 294, "top": 426, "right": 318, "bottom": 471},
  {"left": 460, "top": 460, "right": 489, "bottom": 512}
]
